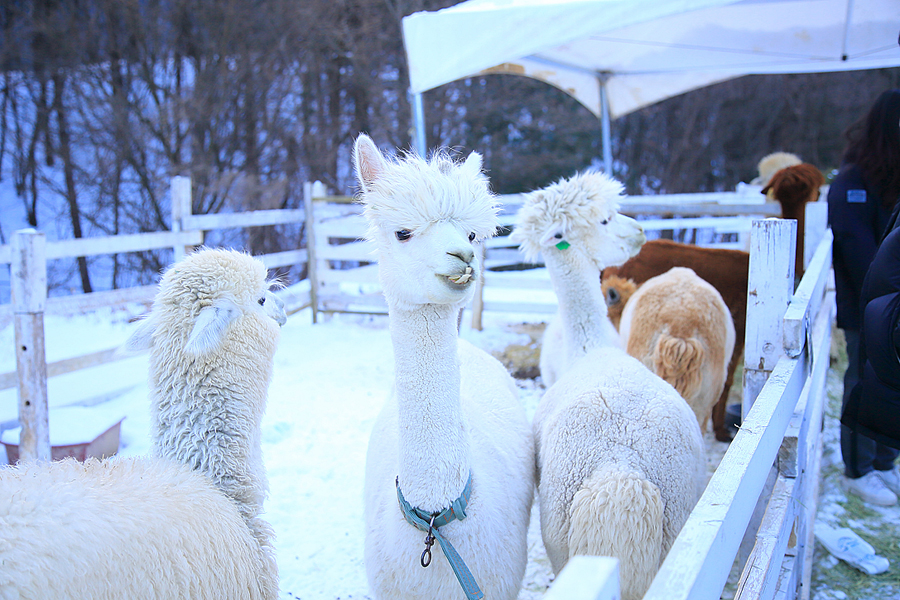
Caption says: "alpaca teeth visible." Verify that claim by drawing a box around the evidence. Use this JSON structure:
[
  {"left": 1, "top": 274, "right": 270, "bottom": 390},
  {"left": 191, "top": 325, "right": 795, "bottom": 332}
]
[{"left": 450, "top": 267, "right": 473, "bottom": 284}]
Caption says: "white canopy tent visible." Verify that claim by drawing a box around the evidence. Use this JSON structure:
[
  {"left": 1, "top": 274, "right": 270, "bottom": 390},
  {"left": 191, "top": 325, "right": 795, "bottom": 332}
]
[{"left": 402, "top": 0, "right": 900, "bottom": 169}]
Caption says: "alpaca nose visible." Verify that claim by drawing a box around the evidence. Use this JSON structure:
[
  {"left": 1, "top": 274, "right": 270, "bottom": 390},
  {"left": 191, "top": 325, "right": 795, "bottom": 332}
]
[{"left": 448, "top": 248, "right": 475, "bottom": 265}]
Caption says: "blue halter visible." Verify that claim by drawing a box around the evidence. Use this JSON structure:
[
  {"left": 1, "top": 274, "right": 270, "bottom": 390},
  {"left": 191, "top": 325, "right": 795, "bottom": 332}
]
[{"left": 396, "top": 473, "right": 483, "bottom": 600}]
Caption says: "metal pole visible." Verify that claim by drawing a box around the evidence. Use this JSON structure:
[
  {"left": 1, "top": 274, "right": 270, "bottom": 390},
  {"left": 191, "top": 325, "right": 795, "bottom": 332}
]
[
  {"left": 411, "top": 90, "right": 427, "bottom": 157},
  {"left": 599, "top": 76, "right": 612, "bottom": 174}
]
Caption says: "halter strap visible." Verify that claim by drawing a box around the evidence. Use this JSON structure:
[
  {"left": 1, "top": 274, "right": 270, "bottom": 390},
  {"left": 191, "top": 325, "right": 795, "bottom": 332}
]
[{"left": 396, "top": 473, "right": 483, "bottom": 600}]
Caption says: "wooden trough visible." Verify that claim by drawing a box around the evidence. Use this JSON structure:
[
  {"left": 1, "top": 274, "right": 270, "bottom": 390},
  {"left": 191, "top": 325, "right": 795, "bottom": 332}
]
[{"left": 1, "top": 406, "right": 124, "bottom": 464}]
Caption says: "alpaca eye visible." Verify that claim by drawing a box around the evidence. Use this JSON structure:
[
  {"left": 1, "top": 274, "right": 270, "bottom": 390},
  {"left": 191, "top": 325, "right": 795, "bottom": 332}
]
[
  {"left": 600, "top": 219, "right": 609, "bottom": 225},
  {"left": 554, "top": 233, "right": 563, "bottom": 239},
  {"left": 396, "top": 230, "right": 412, "bottom": 241},
  {"left": 258, "top": 296, "right": 266, "bottom": 306},
  {"left": 468, "top": 232, "right": 476, "bottom": 242}
]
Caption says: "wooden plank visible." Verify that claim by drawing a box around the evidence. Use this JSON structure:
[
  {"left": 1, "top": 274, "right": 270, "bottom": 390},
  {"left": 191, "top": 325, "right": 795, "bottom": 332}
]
[
  {"left": 183, "top": 208, "right": 305, "bottom": 231},
  {"left": 319, "top": 293, "right": 389, "bottom": 314},
  {"left": 42, "top": 230, "right": 204, "bottom": 261},
  {"left": 305, "top": 182, "right": 321, "bottom": 323},
  {"left": 635, "top": 216, "right": 754, "bottom": 232},
  {"left": 803, "top": 203, "right": 828, "bottom": 271},
  {"left": 316, "top": 214, "right": 368, "bottom": 237},
  {"left": 318, "top": 266, "right": 381, "bottom": 285},
  {"left": 259, "top": 249, "right": 308, "bottom": 270},
  {"left": 12, "top": 230, "right": 50, "bottom": 461},
  {"left": 780, "top": 292, "right": 833, "bottom": 477},
  {"left": 316, "top": 241, "right": 377, "bottom": 262},
  {"left": 783, "top": 231, "right": 832, "bottom": 357},
  {"left": 171, "top": 175, "right": 194, "bottom": 263},
  {"left": 482, "top": 300, "right": 558, "bottom": 314},
  {"left": 773, "top": 555, "right": 798, "bottom": 600},
  {"left": 734, "top": 475, "right": 797, "bottom": 600},
  {"left": 744, "top": 219, "right": 797, "bottom": 416},
  {"left": 620, "top": 202, "right": 780, "bottom": 217},
  {"left": 483, "top": 272, "right": 552, "bottom": 289},
  {"left": 643, "top": 352, "right": 808, "bottom": 600},
  {"left": 544, "top": 556, "right": 620, "bottom": 600}
]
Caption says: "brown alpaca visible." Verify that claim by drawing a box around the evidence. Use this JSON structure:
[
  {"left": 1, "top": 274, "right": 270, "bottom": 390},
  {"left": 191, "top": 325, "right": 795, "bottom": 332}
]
[
  {"left": 602, "top": 274, "right": 638, "bottom": 330},
  {"left": 618, "top": 268, "right": 735, "bottom": 434},
  {"left": 603, "top": 240, "right": 749, "bottom": 442},
  {"left": 762, "top": 163, "right": 825, "bottom": 278}
]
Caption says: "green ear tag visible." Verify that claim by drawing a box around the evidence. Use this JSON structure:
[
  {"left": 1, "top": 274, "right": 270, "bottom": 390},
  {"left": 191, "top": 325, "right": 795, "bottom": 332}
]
[{"left": 555, "top": 241, "right": 570, "bottom": 250}]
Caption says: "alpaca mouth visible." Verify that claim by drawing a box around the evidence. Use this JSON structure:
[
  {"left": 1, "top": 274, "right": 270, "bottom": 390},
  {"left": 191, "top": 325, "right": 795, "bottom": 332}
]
[{"left": 444, "top": 266, "right": 475, "bottom": 286}]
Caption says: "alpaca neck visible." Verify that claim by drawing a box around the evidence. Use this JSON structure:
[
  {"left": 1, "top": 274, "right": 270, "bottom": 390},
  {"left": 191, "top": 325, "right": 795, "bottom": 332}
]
[
  {"left": 151, "top": 345, "right": 272, "bottom": 525},
  {"left": 780, "top": 200, "right": 807, "bottom": 276},
  {"left": 544, "top": 250, "right": 618, "bottom": 362},
  {"left": 390, "top": 302, "right": 470, "bottom": 513}
]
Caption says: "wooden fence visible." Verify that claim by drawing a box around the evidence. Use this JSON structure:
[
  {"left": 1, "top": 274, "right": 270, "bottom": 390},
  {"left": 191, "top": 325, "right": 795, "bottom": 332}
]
[
  {"left": 303, "top": 183, "right": 811, "bottom": 323},
  {"left": 1, "top": 178, "right": 837, "bottom": 600},
  {"left": 0, "top": 176, "right": 312, "bottom": 457}
]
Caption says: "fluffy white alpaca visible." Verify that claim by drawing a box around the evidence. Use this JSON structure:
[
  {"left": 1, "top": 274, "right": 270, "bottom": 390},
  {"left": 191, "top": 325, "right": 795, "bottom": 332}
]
[
  {"left": 0, "top": 248, "right": 285, "bottom": 599},
  {"left": 618, "top": 267, "right": 736, "bottom": 433},
  {"left": 524, "top": 173, "right": 643, "bottom": 388},
  {"left": 356, "top": 134, "right": 534, "bottom": 600},
  {"left": 511, "top": 172, "right": 706, "bottom": 600}
]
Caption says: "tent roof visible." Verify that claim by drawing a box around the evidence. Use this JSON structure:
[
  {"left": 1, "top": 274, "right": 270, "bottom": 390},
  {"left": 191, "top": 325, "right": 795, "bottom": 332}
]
[{"left": 402, "top": 0, "right": 900, "bottom": 118}]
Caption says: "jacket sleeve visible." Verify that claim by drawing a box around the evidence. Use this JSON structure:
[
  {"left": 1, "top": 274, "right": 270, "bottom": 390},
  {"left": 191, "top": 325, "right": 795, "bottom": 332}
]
[{"left": 828, "top": 167, "right": 881, "bottom": 309}]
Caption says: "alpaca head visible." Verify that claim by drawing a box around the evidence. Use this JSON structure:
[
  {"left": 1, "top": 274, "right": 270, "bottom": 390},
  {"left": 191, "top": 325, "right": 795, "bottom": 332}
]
[
  {"left": 601, "top": 274, "right": 638, "bottom": 330},
  {"left": 353, "top": 134, "right": 499, "bottom": 310},
  {"left": 510, "top": 171, "right": 645, "bottom": 270},
  {"left": 762, "top": 163, "right": 825, "bottom": 216},
  {"left": 752, "top": 151, "right": 802, "bottom": 187},
  {"left": 123, "top": 247, "right": 286, "bottom": 358}
]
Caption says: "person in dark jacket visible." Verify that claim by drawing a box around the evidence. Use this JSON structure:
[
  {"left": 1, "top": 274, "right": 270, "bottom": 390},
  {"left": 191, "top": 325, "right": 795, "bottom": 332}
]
[
  {"left": 842, "top": 226, "right": 900, "bottom": 499},
  {"left": 827, "top": 89, "right": 900, "bottom": 506}
]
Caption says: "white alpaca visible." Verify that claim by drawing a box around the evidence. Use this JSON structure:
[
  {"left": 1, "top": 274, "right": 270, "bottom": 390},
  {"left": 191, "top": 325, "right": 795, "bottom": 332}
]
[
  {"left": 618, "top": 267, "right": 736, "bottom": 433},
  {"left": 0, "top": 248, "right": 285, "bottom": 599},
  {"left": 355, "top": 134, "right": 534, "bottom": 600},
  {"left": 511, "top": 172, "right": 706, "bottom": 600},
  {"left": 528, "top": 173, "right": 641, "bottom": 388}
]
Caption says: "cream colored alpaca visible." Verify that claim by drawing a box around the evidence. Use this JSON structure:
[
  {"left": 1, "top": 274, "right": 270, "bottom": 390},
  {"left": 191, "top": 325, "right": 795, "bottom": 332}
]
[
  {"left": 355, "top": 134, "right": 534, "bottom": 600},
  {"left": 511, "top": 172, "right": 706, "bottom": 600},
  {"left": 0, "top": 249, "right": 285, "bottom": 599},
  {"left": 618, "top": 266, "right": 736, "bottom": 433}
]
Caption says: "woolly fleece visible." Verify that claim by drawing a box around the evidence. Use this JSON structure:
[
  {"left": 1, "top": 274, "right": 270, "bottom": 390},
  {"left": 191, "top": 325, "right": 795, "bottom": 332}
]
[
  {"left": 533, "top": 346, "right": 706, "bottom": 600},
  {"left": 618, "top": 267, "right": 736, "bottom": 433},
  {"left": 0, "top": 456, "right": 272, "bottom": 599}
]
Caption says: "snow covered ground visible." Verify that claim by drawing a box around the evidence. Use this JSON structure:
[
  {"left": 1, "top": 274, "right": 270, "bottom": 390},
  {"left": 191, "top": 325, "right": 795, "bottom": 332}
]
[{"left": 0, "top": 301, "right": 897, "bottom": 599}]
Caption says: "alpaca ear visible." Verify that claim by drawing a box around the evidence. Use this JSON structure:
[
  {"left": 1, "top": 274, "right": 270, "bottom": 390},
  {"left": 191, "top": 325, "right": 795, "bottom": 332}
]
[
  {"left": 118, "top": 314, "right": 158, "bottom": 356},
  {"left": 185, "top": 299, "right": 241, "bottom": 356},
  {"left": 462, "top": 151, "right": 483, "bottom": 176},
  {"left": 354, "top": 134, "right": 386, "bottom": 193}
]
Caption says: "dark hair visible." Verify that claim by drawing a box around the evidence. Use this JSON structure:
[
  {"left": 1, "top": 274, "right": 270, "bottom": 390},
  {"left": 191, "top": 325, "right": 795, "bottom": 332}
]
[{"left": 843, "top": 89, "right": 900, "bottom": 209}]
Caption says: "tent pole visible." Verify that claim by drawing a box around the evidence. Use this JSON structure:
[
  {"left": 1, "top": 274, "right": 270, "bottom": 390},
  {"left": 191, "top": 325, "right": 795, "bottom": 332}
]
[
  {"left": 599, "top": 76, "right": 612, "bottom": 174},
  {"left": 410, "top": 90, "right": 427, "bottom": 157}
]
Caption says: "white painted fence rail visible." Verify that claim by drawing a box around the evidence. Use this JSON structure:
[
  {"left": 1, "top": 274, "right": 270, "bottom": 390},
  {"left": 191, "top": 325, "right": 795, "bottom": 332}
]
[{"left": 0, "top": 176, "right": 311, "bottom": 392}]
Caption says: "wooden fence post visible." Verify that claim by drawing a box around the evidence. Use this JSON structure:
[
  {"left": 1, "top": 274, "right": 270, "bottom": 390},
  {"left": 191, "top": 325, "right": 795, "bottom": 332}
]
[
  {"left": 12, "top": 229, "right": 50, "bottom": 461},
  {"left": 171, "top": 176, "right": 194, "bottom": 263},
  {"left": 738, "top": 217, "right": 796, "bottom": 568},
  {"left": 743, "top": 218, "right": 797, "bottom": 417},
  {"left": 470, "top": 243, "right": 486, "bottom": 331},
  {"left": 304, "top": 181, "right": 319, "bottom": 324}
]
